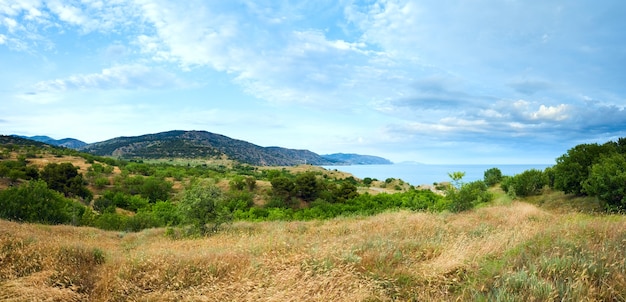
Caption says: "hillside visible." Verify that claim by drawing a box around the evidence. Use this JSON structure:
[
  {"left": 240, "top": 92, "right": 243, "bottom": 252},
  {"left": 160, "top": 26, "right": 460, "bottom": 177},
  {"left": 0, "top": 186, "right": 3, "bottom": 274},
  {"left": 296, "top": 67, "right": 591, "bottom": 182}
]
[
  {"left": 79, "top": 130, "right": 340, "bottom": 166},
  {"left": 322, "top": 153, "right": 393, "bottom": 165},
  {"left": 2, "top": 134, "right": 626, "bottom": 300},
  {"left": 13, "top": 135, "right": 87, "bottom": 149},
  {"left": 1, "top": 135, "right": 49, "bottom": 147}
]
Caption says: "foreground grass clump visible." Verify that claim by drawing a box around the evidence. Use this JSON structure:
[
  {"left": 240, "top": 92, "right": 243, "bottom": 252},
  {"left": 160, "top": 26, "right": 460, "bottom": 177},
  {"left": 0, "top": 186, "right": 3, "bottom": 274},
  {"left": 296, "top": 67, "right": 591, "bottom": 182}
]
[{"left": 1, "top": 202, "right": 625, "bottom": 301}]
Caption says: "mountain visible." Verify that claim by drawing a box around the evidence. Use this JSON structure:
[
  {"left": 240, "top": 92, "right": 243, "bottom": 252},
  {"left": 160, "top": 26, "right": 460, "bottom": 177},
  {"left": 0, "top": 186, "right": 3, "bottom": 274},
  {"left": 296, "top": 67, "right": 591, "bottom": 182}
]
[
  {"left": 78, "top": 130, "right": 341, "bottom": 166},
  {"left": 322, "top": 153, "right": 393, "bottom": 165},
  {"left": 13, "top": 135, "right": 87, "bottom": 149},
  {"left": 1, "top": 135, "right": 50, "bottom": 147}
]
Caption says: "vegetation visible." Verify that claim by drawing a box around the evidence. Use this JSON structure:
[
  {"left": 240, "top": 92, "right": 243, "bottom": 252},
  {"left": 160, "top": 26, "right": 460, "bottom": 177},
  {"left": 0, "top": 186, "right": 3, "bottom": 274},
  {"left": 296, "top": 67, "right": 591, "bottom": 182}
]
[
  {"left": 178, "top": 179, "right": 231, "bottom": 235},
  {"left": 0, "top": 180, "right": 87, "bottom": 225},
  {"left": 1, "top": 201, "right": 624, "bottom": 301},
  {"left": 2, "top": 135, "right": 626, "bottom": 300},
  {"left": 39, "top": 162, "right": 92, "bottom": 200},
  {"left": 78, "top": 130, "right": 339, "bottom": 166},
  {"left": 549, "top": 137, "right": 626, "bottom": 210}
]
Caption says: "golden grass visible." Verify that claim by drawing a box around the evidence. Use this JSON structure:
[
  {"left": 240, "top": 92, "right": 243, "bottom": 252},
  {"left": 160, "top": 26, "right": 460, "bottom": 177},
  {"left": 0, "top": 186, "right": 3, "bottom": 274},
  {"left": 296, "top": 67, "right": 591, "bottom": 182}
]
[{"left": 1, "top": 202, "right": 625, "bottom": 301}]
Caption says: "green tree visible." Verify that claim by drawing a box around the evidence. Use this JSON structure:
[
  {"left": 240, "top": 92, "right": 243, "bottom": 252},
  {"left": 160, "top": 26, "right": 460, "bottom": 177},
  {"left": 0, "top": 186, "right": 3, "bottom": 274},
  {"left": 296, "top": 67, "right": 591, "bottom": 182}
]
[
  {"left": 552, "top": 143, "right": 615, "bottom": 195},
  {"left": 178, "top": 180, "right": 231, "bottom": 235},
  {"left": 501, "top": 169, "right": 547, "bottom": 197},
  {"left": 483, "top": 167, "right": 503, "bottom": 187},
  {"left": 448, "top": 171, "right": 466, "bottom": 189},
  {"left": 140, "top": 176, "right": 172, "bottom": 202},
  {"left": 93, "top": 196, "right": 116, "bottom": 214},
  {"left": 271, "top": 176, "right": 295, "bottom": 202},
  {"left": 295, "top": 172, "right": 321, "bottom": 202},
  {"left": 244, "top": 176, "right": 257, "bottom": 191},
  {"left": 582, "top": 153, "right": 626, "bottom": 210},
  {"left": 40, "top": 162, "right": 92, "bottom": 200},
  {"left": 334, "top": 182, "right": 359, "bottom": 203},
  {"left": 229, "top": 175, "right": 246, "bottom": 191},
  {"left": 447, "top": 180, "right": 492, "bottom": 213},
  {"left": 513, "top": 169, "right": 547, "bottom": 197},
  {"left": 0, "top": 180, "right": 86, "bottom": 224},
  {"left": 443, "top": 172, "right": 491, "bottom": 212},
  {"left": 151, "top": 200, "right": 182, "bottom": 226}
]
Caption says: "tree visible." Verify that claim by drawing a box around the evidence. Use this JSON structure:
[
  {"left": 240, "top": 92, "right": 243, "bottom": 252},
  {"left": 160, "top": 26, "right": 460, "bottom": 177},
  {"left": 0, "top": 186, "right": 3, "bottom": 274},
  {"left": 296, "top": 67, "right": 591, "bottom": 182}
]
[
  {"left": 447, "top": 180, "right": 492, "bottom": 213},
  {"left": 229, "top": 176, "right": 246, "bottom": 191},
  {"left": 295, "top": 172, "right": 321, "bottom": 202},
  {"left": 271, "top": 176, "right": 295, "bottom": 201},
  {"left": 40, "top": 162, "right": 92, "bottom": 200},
  {"left": 448, "top": 171, "right": 466, "bottom": 188},
  {"left": 244, "top": 176, "right": 257, "bottom": 191},
  {"left": 178, "top": 180, "right": 231, "bottom": 235},
  {"left": 140, "top": 176, "right": 172, "bottom": 202},
  {"left": 334, "top": 182, "right": 359, "bottom": 203},
  {"left": 0, "top": 180, "right": 86, "bottom": 224},
  {"left": 483, "top": 167, "right": 503, "bottom": 187},
  {"left": 444, "top": 172, "right": 489, "bottom": 212},
  {"left": 582, "top": 153, "right": 626, "bottom": 210},
  {"left": 506, "top": 169, "right": 548, "bottom": 197},
  {"left": 552, "top": 143, "right": 615, "bottom": 195}
]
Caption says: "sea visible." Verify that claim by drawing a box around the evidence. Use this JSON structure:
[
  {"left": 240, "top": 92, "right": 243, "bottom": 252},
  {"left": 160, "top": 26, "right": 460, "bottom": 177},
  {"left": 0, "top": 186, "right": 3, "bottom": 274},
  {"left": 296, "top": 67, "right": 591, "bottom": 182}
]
[{"left": 322, "top": 163, "right": 553, "bottom": 186}]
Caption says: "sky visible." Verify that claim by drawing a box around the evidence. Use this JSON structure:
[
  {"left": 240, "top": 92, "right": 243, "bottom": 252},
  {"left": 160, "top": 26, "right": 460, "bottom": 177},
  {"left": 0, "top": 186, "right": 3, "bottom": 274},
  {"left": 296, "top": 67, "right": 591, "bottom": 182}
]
[{"left": 1, "top": 0, "right": 626, "bottom": 164}]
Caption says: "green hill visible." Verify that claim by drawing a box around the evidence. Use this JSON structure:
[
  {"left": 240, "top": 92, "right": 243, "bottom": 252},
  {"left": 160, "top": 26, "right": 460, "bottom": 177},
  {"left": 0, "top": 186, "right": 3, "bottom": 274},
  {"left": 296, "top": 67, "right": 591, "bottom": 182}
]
[{"left": 78, "top": 130, "right": 339, "bottom": 166}]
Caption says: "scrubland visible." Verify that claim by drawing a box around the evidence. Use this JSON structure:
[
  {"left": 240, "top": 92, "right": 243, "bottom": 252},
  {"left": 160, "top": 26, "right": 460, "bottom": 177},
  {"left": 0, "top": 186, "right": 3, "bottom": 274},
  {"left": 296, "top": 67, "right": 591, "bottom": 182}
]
[{"left": 2, "top": 199, "right": 625, "bottom": 301}]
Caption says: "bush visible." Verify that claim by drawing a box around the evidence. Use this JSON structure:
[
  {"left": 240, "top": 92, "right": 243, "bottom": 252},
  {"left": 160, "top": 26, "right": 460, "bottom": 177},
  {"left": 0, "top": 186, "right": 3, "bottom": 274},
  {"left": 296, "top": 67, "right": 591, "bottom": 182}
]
[
  {"left": 94, "top": 213, "right": 128, "bottom": 231},
  {"left": 271, "top": 176, "right": 295, "bottom": 203},
  {"left": 582, "top": 153, "right": 626, "bottom": 210},
  {"left": 150, "top": 201, "right": 182, "bottom": 226},
  {"left": 484, "top": 167, "right": 503, "bottom": 187},
  {"left": 0, "top": 180, "right": 87, "bottom": 225},
  {"left": 295, "top": 172, "right": 322, "bottom": 202},
  {"left": 552, "top": 142, "right": 615, "bottom": 195},
  {"left": 507, "top": 169, "right": 548, "bottom": 197},
  {"left": 178, "top": 180, "right": 232, "bottom": 235},
  {"left": 94, "top": 177, "right": 110, "bottom": 189},
  {"left": 40, "top": 162, "right": 92, "bottom": 201},
  {"left": 447, "top": 180, "right": 492, "bottom": 212}
]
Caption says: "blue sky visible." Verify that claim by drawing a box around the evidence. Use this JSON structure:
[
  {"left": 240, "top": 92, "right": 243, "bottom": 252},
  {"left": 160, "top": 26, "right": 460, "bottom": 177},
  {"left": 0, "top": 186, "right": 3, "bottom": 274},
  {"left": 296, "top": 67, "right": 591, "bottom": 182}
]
[{"left": 1, "top": 0, "right": 625, "bottom": 164}]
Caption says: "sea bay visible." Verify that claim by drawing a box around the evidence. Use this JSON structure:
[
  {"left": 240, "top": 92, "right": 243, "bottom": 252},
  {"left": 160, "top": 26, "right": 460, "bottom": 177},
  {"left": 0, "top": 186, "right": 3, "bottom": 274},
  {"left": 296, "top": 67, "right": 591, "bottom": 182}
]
[{"left": 322, "top": 163, "right": 553, "bottom": 186}]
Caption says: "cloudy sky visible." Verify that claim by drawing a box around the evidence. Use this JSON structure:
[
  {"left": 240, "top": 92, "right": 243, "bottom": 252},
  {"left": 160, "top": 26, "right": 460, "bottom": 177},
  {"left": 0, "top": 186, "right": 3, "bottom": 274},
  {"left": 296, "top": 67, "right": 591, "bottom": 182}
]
[{"left": 1, "top": 0, "right": 625, "bottom": 164}]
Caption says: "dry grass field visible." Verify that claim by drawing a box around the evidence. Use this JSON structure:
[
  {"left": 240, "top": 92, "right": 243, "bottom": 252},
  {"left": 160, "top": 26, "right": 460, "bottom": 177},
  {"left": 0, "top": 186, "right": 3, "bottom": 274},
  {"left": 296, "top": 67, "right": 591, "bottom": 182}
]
[{"left": 1, "top": 200, "right": 625, "bottom": 301}]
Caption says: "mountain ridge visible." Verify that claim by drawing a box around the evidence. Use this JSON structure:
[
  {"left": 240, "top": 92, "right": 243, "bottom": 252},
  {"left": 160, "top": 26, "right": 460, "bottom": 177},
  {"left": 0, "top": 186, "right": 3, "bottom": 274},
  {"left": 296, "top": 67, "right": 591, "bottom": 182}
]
[
  {"left": 8, "top": 131, "right": 394, "bottom": 167},
  {"left": 13, "top": 135, "right": 87, "bottom": 149},
  {"left": 78, "top": 130, "right": 340, "bottom": 166},
  {"left": 321, "top": 153, "right": 393, "bottom": 165}
]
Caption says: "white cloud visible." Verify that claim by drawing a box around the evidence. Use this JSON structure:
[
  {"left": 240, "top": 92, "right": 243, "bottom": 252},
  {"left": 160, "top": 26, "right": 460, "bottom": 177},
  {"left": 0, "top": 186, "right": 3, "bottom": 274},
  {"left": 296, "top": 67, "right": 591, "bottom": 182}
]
[
  {"left": 2, "top": 16, "right": 18, "bottom": 32},
  {"left": 0, "top": 33, "right": 6, "bottom": 44},
  {"left": 46, "top": 1, "right": 88, "bottom": 26},
  {"left": 530, "top": 104, "right": 569, "bottom": 121},
  {"left": 508, "top": 100, "right": 569, "bottom": 122},
  {"left": 31, "top": 64, "right": 181, "bottom": 93},
  {"left": 345, "top": 0, "right": 421, "bottom": 59}
]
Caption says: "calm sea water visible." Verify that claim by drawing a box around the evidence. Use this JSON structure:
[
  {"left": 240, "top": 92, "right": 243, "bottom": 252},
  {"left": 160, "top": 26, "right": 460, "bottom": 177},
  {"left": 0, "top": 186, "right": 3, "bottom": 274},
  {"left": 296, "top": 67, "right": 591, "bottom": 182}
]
[{"left": 322, "top": 164, "right": 552, "bottom": 186}]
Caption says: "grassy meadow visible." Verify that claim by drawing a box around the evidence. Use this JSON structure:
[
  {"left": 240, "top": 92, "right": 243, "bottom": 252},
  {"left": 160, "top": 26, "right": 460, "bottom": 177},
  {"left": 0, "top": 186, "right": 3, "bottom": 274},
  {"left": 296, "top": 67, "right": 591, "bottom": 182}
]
[{"left": 2, "top": 193, "right": 625, "bottom": 301}]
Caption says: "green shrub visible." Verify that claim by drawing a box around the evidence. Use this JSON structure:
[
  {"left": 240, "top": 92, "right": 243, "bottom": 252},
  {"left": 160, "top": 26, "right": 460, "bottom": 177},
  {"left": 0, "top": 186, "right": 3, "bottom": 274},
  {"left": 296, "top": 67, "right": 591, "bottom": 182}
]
[
  {"left": 94, "top": 177, "right": 110, "bottom": 189},
  {"left": 582, "top": 153, "right": 626, "bottom": 210},
  {"left": 39, "top": 162, "right": 92, "bottom": 201},
  {"left": 0, "top": 180, "right": 88, "bottom": 225},
  {"left": 509, "top": 169, "right": 547, "bottom": 197},
  {"left": 447, "top": 180, "right": 492, "bottom": 212},
  {"left": 178, "top": 179, "right": 232, "bottom": 234},
  {"left": 484, "top": 167, "right": 503, "bottom": 187}
]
